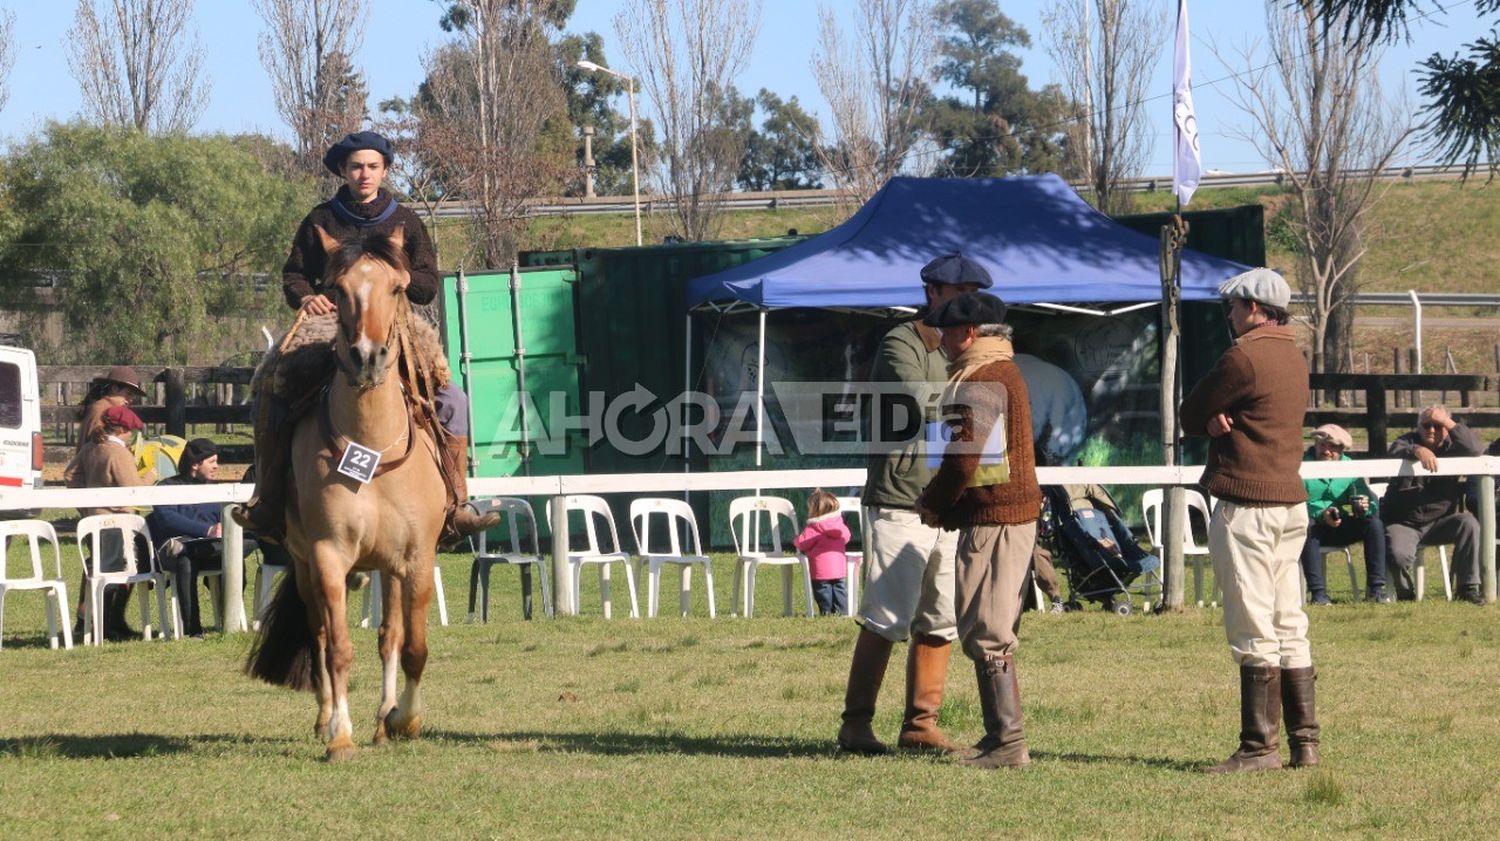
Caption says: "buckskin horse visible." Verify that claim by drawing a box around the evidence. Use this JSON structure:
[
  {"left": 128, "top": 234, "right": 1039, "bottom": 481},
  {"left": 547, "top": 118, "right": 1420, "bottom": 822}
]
[{"left": 246, "top": 226, "right": 446, "bottom": 762}]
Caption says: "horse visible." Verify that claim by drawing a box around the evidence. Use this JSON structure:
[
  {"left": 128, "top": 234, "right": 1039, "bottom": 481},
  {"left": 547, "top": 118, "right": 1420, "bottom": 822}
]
[{"left": 246, "top": 225, "right": 447, "bottom": 762}]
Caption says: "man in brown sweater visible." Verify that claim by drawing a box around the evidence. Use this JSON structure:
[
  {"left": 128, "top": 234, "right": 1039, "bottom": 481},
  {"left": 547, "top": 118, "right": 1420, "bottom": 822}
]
[
  {"left": 915, "top": 291, "right": 1042, "bottom": 769},
  {"left": 1179, "top": 267, "right": 1317, "bottom": 773}
]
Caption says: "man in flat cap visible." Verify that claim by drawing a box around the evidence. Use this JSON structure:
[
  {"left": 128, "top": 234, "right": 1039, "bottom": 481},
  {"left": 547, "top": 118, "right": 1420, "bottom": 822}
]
[
  {"left": 914, "top": 290, "right": 1042, "bottom": 769},
  {"left": 238, "top": 131, "right": 499, "bottom": 546},
  {"left": 1299, "top": 424, "right": 1388, "bottom": 604},
  {"left": 837, "top": 252, "right": 988, "bottom": 756},
  {"left": 1180, "top": 267, "right": 1319, "bottom": 773}
]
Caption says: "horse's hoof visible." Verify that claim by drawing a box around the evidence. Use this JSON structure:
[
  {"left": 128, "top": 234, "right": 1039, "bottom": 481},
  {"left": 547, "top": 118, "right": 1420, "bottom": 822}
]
[
  {"left": 325, "top": 740, "right": 358, "bottom": 763},
  {"left": 386, "top": 709, "right": 424, "bottom": 740}
]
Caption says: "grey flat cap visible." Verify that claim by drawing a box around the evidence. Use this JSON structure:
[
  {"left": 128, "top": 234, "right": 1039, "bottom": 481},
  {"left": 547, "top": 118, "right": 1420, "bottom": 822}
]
[{"left": 1219, "top": 267, "right": 1290, "bottom": 309}]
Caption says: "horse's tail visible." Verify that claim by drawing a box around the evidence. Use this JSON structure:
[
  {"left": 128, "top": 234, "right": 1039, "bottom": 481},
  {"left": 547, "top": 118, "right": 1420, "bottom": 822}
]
[{"left": 244, "top": 569, "right": 319, "bottom": 692}]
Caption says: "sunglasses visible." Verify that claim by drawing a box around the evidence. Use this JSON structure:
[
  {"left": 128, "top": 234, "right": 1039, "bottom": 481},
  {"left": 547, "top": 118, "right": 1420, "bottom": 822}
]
[{"left": 1420, "top": 422, "right": 1444, "bottom": 431}]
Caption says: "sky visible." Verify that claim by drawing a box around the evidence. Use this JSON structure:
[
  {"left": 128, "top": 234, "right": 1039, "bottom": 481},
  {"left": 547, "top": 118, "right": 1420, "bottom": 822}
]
[{"left": 0, "top": 0, "right": 1488, "bottom": 176}]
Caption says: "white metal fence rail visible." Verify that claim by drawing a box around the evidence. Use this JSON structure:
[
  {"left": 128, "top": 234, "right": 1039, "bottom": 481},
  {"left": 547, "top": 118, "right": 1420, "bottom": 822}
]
[{"left": 3, "top": 457, "right": 1495, "bottom": 628}]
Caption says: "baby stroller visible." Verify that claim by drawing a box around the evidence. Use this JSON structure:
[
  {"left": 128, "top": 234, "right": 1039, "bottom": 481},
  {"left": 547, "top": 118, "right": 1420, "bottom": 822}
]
[{"left": 1040, "top": 485, "right": 1162, "bottom": 615}]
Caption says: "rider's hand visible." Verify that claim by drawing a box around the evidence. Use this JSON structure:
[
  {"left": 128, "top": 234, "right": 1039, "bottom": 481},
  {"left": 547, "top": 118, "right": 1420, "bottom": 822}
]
[{"left": 300, "top": 294, "right": 336, "bottom": 316}]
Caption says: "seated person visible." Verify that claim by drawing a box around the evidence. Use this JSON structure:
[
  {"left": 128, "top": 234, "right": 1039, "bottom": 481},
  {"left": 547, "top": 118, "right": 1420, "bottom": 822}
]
[
  {"left": 66, "top": 404, "right": 152, "bottom": 642},
  {"left": 1382, "top": 405, "right": 1483, "bottom": 604},
  {"left": 1299, "top": 424, "right": 1387, "bottom": 604},
  {"left": 147, "top": 439, "right": 256, "bottom": 638}
]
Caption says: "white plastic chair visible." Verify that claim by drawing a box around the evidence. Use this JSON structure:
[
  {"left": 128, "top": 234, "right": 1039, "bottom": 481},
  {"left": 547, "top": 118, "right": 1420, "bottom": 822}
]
[
  {"left": 547, "top": 495, "right": 639, "bottom": 619},
  {"left": 729, "top": 496, "right": 815, "bottom": 618},
  {"left": 834, "top": 496, "right": 868, "bottom": 617},
  {"left": 362, "top": 564, "right": 450, "bottom": 628},
  {"left": 1318, "top": 545, "right": 1361, "bottom": 600},
  {"left": 630, "top": 497, "right": 715, "bottom": 618},
  {"left": 1142, "top": 488, "right": 1217, "bottom": 607},
  {"left": 0, "top": 520, "right": 73, "bottom": 650},
  {"left": 467, "top": 497, "right": 552, "bottom": 621},
  {"left": 75, "top": 514, "right": 176, "bottom": 645}
]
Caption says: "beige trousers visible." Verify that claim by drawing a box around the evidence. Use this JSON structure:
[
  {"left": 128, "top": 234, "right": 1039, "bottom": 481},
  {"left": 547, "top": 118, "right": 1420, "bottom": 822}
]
[
  {"left": 858, "top": 507, "right": 958, "bottom": 643},
  {"left": 954, "top": 522, "right": 1038, "bottom": 662},
  {"left": 1209, "top": 500, "right": 1312, "bottom": 668}
]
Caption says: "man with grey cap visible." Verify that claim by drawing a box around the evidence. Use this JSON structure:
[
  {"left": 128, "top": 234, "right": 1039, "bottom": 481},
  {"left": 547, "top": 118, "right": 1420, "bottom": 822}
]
[
  {"left": 1180, "top": 267, "right": 1318, "bottom": 773},
  {"left": 915, "top": 290, "right": 1042, "bottom": 769},
  {"left": 837, "top": 252, "right": 985, "bottom": 756},
  {"left": 1299, "top": 423, "right": 1388, "bottom": 604}
]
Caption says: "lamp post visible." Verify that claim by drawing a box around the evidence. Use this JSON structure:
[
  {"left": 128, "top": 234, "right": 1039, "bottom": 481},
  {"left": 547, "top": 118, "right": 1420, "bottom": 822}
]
[{"left": 576, "top": 60, "right": 642, "bottom": 247}]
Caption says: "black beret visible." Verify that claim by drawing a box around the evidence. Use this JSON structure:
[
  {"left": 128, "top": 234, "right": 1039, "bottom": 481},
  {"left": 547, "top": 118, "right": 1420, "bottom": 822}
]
[
  {"left": 323, "top": 131, "right": 394, "bottom": 176},
  {"left": 924, "top": 291, "right": 1008, "bottom": 327},
  {"left": 919, "top": 252, "right": 993, "bottom": 288},
  {"left": 178, "top": 437, "right": 219, "bottom": 474}
]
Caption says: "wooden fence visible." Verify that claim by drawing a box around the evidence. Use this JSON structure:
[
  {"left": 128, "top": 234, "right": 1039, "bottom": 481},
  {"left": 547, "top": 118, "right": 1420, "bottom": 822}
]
[{"left": 41, "top": 365, "right": 256, "bottom": 461}]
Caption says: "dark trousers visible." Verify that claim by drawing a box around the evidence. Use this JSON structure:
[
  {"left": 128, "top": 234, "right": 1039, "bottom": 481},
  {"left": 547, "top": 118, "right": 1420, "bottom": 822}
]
[
  {"left": 1299, "top": 515, "right": 1386, "bottom": 595},
  {"left": 812, "top": 578, "right": 847, "bottom": 616},
  {"left": 160, "top": 538, "right": 256, "bottom": 635},
  {"left": 1386, "top": 513, "right": 1480, "bottom": 598}
]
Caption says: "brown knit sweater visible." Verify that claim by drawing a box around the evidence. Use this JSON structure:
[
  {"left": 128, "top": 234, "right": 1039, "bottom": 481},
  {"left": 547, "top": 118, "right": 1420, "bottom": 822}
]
[
  {"left": 1179, "top": 323, "right": 1309, "bottom": 505},
  {"left": 917, "top": 359, "right": 1042, "bottom": 528},
  {"left": 281, "top": 187, "right": 440, "bottom": 309}
]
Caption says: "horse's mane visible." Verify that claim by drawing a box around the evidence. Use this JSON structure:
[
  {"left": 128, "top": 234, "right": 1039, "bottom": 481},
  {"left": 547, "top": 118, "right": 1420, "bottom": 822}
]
[{"left": 325, "top": 229, "right": 410, "bottom": 279}]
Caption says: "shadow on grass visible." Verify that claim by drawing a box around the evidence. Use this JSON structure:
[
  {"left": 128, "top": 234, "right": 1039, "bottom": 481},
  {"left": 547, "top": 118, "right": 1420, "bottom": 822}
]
[
  {"left": 430, "top": 728, "right": 835, "bottom": 759},
  {"left": 0, "top": 732, "right": 295, "bottom": 760},
  {"left": 1029, "top": 749, "right": 1204, "bottom": 772}
]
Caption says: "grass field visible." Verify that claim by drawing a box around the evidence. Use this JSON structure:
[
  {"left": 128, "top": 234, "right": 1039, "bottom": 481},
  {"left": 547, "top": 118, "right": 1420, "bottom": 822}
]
[{"left": 2, "top": 533, "right": 1495, "bottom": 840}]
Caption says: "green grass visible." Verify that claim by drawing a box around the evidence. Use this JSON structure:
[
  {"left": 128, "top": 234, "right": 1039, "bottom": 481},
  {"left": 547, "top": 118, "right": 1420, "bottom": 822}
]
[{"left": 1, "top": 529, "right": 1496, "bottom": 838}]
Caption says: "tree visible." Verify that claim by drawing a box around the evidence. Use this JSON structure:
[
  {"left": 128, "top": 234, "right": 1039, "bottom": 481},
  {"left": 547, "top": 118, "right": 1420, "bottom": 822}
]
[
  {"left": 0, "top": 11, "right": 16, "bottom": 115},
  {"left": 0, "top": 123, "right": 318, "bottom": 364},
  {"left": 420, "top": 0, "right": 573, "bottom": 267},
  {"left": 616, "top": 0, "right": 761, "bottom": 241},
  {"left": 1221, "top": 2, "right": 1416, "bottom": 373},
  {"left": 253, "top": 0, "right": 370, "bottom": 175},
  {"left": 1300, "top": 0, "right": 1500, "bottom": 177},
  {"left": 812, "top": 0, "right": 938, "bottom": 205},
  {"left": 925, "top": 0, "right": 1071, "bottom": 177},
  {"left": 66, "top": 0, "right": 209, "bottom": 133},
  {"left": 738, "top": 89, "right": 824, "bottom": 191},
  {"left": 556, "top": 30, "right": 657, "bottom": 196},
  {"left": 1041, "top": 0, "right": 1165, "bottom": 213}
]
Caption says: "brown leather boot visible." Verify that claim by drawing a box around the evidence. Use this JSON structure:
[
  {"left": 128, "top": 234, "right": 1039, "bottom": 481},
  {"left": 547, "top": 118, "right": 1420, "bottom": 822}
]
[
  {"left": 1205, "top": 664, "right": 1283, "bottom": 773},
  {"left": 1282, "top": 665, "right": 1320, "bottom": 768},
  {"left": 438, "top": 435, "right": 500, "bottom": 547},
  {"left": 897, "top": 634, "right": 963, "bottom": 753},
  {"left": 838, "top": 627, "right": 894, "bottom": 755},
  {"left": 232, "top": 397, "right": 292, "bottom": 541},
  {"left": 960, "top": 654, "right": 1029, "bottom": 769}
]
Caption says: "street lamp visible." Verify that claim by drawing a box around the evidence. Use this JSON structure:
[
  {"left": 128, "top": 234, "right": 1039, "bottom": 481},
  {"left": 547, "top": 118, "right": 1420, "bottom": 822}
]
[{"left": 576, "top": 59, "right": 642, "bottom": 247}]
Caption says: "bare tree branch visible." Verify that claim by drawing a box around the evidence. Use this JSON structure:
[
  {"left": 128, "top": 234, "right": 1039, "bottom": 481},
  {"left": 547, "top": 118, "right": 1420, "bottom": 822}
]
[
  {"left": 1041, "top": 0, "right": 1164, "bottom": 214},
  {"left": 253, "top": 0, "right": 370, "bottom": 174},
  {"left": 0, "top": 10, "right": 16, "bottom": 115},
  {"left": 1216, "top": 1, "right": 1417, "bottom": 373},
  {"left": 811, "top": 0, "right": 937, "bottom": 207},
  {"left": 66, "top": 0, "right": 209, "bottom": 133},
  {"left": 616, "top": 0, "right": 763, "bottom": 240}
]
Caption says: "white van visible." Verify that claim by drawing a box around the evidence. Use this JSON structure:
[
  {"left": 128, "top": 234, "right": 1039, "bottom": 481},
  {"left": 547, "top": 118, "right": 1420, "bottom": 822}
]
[{"left": 0, "top": 345, "right": 43, "bottom": 491}]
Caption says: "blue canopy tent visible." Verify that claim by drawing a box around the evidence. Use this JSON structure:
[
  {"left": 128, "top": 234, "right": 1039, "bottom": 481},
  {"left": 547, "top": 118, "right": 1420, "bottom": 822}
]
[{"left": 681, "top": 175, "right": 1254, "bottom": 467}]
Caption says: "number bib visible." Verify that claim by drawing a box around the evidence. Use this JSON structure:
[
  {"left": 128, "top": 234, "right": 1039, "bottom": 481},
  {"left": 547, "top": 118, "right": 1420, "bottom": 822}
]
[{"left": 336, "top": 442, "right": 382, "bottom": 484}]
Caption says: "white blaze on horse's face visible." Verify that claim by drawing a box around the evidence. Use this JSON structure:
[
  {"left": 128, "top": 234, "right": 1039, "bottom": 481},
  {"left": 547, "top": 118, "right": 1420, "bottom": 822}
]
[{"left": 316, "top": 226, "right": 410, "bottom": 389}]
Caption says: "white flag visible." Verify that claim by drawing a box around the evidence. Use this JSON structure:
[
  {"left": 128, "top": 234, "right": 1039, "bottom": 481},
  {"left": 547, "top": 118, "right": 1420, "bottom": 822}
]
[{"left": 1172, "top": 0, "right": 1200, "bottom": 207}]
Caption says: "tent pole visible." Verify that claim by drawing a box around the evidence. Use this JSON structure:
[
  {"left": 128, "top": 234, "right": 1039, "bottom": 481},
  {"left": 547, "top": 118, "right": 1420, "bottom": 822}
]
[
  {"left": 755, "top": 309, "right": 766, "bottom": 493},
  {"left": 683, "top": 313, "right": 692, "bottom": 500},
  {"left": 1159, "top": 216, "right": 1188, "bottom": 612}
]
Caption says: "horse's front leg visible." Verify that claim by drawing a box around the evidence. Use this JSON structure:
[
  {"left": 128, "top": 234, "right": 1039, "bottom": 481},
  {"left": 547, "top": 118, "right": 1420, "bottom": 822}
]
[
  {"left": 387, "top": 550, "right": 433, "bottom": 740},
  {"left": 314, "top": 548, "right": 357, "bottom": 762},
  {"left": 295, "top": 565, "right": 335, "bottom": 739},
  {"left": 373, "top": 572, "right": 405, "bottom": 745}
]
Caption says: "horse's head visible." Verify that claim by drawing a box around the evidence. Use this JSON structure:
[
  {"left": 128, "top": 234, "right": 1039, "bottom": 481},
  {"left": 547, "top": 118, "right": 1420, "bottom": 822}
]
[{"left": 315, "top": 225, "right": 411, "bottom": 390}]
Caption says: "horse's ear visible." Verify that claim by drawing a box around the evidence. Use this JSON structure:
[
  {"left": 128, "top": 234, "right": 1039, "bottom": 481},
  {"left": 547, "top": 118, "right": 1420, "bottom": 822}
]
[
  {"left": 313, "top": 225, "right": 340, "bottom": 257},
  {"left": 387, "top": 225, "right": 405, "bottom": 251}
]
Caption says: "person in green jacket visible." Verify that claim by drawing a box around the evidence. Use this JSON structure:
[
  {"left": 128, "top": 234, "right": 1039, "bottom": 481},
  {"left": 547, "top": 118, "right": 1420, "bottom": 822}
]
[{"left": 1299, "top": 424, "right": 1389, "bottom": 604}]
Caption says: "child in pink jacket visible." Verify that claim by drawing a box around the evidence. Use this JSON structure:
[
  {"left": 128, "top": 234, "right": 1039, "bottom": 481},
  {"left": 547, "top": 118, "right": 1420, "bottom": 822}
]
[{"left": 794, "top": 489, "right": 852, "bottom": 616}]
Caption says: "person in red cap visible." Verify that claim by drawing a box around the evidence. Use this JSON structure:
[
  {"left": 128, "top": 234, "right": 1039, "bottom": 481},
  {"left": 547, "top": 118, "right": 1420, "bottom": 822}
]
[
  {"left": 74, "top": 365, "right": 147, "bottom": 448},
  {"left": 65, "top": 404, "right": 151, "bottom": 641}
]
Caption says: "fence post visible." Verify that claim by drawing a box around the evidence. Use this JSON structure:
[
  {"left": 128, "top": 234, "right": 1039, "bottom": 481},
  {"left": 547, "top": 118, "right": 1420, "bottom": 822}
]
[
  {"left": 1368, "top": 385, "right": 1388, "bottom": 454},
  {"left": 220, "top": 504, "right": 248, "bottom": 632},
  {"left": 1480, "top": 474, "right": 1496, "bottom": 605},
  {"left": 164, "top": 368, "right": 187, "bottom": 438}
]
